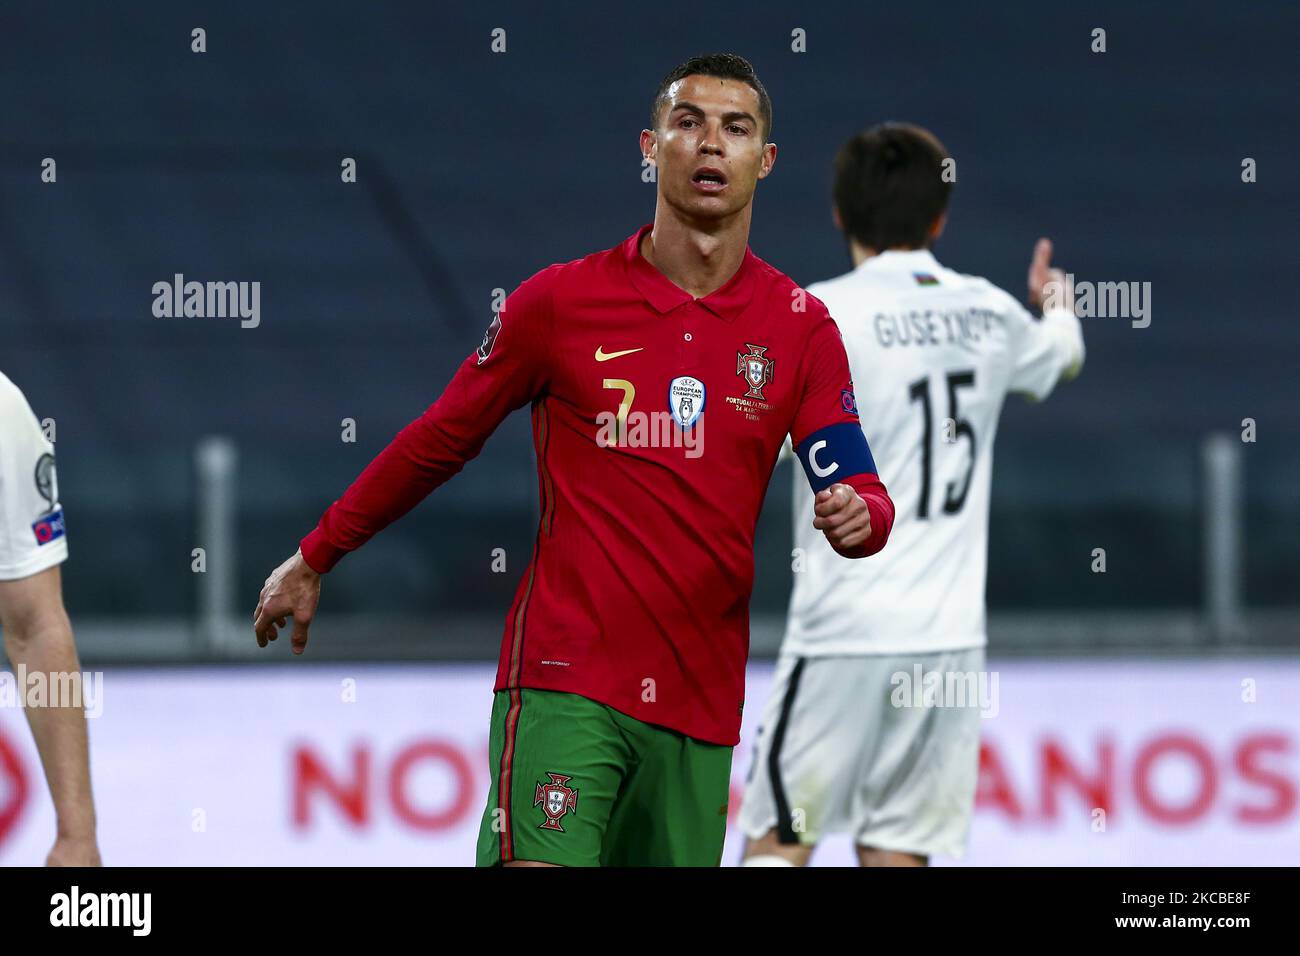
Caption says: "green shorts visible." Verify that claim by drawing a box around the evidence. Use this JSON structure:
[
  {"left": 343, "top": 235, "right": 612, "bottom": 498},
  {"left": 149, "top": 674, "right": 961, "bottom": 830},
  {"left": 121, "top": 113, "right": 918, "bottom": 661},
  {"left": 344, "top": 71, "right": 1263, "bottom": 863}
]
[{"left": 475, "top": 688, "right": 733, "bottom": 867}]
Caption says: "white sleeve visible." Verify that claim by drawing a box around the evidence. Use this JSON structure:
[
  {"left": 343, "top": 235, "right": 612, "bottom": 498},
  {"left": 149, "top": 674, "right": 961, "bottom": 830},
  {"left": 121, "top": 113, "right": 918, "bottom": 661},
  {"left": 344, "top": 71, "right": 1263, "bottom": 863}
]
[
  {"left": 0, "top": 380, "right": 68, "bottom": 581},
  {"left": 1006, "top": 297, "right": 1085, "bottom": 402}
]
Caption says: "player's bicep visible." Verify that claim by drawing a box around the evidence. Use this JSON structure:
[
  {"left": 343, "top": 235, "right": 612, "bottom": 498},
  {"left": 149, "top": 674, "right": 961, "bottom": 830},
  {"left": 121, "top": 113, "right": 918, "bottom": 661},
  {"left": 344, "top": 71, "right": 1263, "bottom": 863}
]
[
  {"left": 788, "top": 316, "right": 877, "bottom": 485},
  {"left": 417, "top": 263, "right": 560, "bottom": 457},
  {"left": 793, "top": 422, "right": 878, "bottom": 493},
  {"left": 455, "top": 267, "right": 556, "bottom": 412},
  {"left": 0, "top": 417, "right": 67, "bottom": 583}
]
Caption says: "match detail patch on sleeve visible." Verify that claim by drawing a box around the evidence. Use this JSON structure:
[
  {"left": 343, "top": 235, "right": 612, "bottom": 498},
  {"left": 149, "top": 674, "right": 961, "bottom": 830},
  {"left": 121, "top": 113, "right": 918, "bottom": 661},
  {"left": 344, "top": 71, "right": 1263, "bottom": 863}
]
[
  {"left": 794, "top": 422, "right": 877, "bottom": 493},
  {"left": 476, "top": 313, "right": 502, "bottom": 365}
]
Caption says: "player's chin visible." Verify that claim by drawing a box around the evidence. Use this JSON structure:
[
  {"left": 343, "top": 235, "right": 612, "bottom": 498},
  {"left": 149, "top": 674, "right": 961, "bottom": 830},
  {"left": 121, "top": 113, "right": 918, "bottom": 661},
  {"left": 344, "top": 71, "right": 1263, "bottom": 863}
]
[{"left": 672, "top": 188, "right": 747, "bottom": 220}]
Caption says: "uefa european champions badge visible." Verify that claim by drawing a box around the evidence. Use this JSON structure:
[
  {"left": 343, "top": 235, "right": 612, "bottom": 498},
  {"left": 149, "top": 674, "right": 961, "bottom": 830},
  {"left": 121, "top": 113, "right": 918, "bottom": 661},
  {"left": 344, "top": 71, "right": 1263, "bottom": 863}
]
[{"left": 669, "top": 376, "right": 705, "bottom": 428}]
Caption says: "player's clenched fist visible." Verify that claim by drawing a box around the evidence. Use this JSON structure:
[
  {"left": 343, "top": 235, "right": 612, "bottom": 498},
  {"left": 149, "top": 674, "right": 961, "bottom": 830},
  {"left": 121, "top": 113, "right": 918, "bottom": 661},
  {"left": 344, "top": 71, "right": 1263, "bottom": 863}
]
[
  {"left": 253, "top": 549, "right": 322, "bottom": 654},
  {"left": 812, "top": 483, "right": 872, "bottom": 558}
]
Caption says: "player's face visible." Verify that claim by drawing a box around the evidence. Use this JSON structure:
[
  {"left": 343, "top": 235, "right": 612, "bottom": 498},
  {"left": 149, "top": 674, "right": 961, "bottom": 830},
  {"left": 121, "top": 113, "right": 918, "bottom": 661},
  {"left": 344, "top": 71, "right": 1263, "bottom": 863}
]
[{"left": 643, "top": 75, "right": 775, "bottom": 222}]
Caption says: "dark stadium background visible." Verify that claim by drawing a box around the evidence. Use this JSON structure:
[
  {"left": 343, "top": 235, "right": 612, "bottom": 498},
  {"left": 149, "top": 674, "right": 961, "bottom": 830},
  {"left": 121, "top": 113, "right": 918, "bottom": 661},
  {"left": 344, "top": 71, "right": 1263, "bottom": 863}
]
[{"left": 1, "top": 0, "right": 1295, "bottom": 655}]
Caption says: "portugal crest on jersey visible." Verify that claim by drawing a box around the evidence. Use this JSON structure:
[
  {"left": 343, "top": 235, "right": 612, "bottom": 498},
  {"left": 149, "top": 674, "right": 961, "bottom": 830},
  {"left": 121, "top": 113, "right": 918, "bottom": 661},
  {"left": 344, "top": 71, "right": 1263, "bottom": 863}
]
[
  {"left": 737, "top": 343, "right": 774, "bottom": 400},
  {"left": 534, "top": 772, "right": 579, "bottom": 831}
]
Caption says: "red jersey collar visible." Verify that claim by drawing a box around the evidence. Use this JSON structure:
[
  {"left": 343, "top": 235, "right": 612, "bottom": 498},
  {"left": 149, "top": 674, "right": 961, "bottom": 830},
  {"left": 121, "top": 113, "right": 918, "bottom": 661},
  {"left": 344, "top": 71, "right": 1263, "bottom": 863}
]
[{"left": 623, "top": 223, "right": 758, "bottom": 322}]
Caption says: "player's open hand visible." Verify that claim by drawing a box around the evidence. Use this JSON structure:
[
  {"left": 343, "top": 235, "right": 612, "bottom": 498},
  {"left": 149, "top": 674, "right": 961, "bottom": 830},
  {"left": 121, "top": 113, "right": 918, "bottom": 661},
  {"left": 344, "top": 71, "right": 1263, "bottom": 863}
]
[
  {"left": 1027, "top": 237, "right": 1073, "bottom": 314},
  {"left": 253, "top": 549, "right": 321, "bottom": 655},
  {"left": 812, "top": 483, "right": 871, "bottom": 557}
]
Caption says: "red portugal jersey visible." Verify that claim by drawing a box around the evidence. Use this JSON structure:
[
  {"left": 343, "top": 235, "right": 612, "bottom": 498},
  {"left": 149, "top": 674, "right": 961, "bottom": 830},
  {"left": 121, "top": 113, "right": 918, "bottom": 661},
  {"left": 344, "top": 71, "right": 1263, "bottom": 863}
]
[{"left": 301, "top": 224, "right": 893, "bottom": 744}]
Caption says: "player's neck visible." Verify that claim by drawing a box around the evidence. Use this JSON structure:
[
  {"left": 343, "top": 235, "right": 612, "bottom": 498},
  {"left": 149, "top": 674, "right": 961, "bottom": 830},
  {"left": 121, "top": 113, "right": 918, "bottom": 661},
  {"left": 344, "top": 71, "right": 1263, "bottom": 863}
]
[
  {"left": 642, "top": 206, "right": 750, "bottom": 300},
  {"left": 848, "top": 240, "right": 929, "bottom": 268}
]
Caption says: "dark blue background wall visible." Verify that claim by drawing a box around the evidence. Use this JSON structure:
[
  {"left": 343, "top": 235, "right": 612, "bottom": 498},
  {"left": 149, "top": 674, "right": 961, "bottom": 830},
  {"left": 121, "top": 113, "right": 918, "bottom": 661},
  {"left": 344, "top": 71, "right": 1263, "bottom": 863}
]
[{"left": 1, "top": 2, "right": 1295, "bottom": 616}]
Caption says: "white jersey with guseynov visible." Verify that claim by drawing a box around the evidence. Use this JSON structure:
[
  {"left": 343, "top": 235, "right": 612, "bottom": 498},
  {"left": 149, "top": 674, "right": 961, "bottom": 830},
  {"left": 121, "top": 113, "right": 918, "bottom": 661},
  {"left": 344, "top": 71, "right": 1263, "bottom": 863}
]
[{"left": 784, "top": 249, "right": 1083, "bottom": 655}]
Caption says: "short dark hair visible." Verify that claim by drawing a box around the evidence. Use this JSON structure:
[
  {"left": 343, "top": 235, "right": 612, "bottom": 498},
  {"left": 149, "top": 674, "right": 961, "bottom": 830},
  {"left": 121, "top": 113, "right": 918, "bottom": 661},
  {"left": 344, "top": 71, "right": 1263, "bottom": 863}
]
[
  {"left": 832, "top": 123, "right": 952, "bottom": 251},
  {"left": 650, "top": 53, "right": 773, "bottom": 140}
]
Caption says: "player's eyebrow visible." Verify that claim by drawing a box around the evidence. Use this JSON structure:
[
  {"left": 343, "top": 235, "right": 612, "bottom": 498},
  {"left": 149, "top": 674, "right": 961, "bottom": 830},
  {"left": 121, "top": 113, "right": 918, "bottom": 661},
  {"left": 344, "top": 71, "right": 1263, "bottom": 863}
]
[{"left": 669, "top": 101, "right": 758, "bottom": 129}]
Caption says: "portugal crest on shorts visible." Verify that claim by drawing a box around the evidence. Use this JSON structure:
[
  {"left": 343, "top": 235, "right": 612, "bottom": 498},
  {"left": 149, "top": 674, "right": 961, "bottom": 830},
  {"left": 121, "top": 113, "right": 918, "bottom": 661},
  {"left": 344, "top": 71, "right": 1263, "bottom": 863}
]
[
  {"left": 534, "top": 772, "right": 579, "bottom": 831},
  {"left": 737, "top": 343, "right": 774, "bottom": 400}
]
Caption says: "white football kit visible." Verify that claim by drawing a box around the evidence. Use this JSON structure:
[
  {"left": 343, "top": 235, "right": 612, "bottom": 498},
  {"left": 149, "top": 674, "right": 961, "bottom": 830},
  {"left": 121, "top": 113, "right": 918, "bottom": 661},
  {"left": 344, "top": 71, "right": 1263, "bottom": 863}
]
[
  {"left": 741, "top": 249, "right": 1083, "bottom": 857},
  {"left": 0, "top": 372, "right": 68, "bottom": 581}
]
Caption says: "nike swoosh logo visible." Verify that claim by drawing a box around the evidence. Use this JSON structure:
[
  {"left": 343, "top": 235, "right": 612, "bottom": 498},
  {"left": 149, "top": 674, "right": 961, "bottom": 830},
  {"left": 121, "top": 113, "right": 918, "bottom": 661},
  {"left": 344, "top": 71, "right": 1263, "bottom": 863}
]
[{"left": 594, "top": 346, "right": 644, "bottom": 362}]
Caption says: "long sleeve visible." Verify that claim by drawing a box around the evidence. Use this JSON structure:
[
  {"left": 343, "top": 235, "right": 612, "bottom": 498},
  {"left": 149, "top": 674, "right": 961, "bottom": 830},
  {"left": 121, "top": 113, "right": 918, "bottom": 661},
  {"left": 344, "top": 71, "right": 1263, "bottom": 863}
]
[
  {"left": 299, "top": 265, "right": 557, "bottom": 573},
  {"left": 1008, "top": 294, "right": 1085, "bottom": 402}
]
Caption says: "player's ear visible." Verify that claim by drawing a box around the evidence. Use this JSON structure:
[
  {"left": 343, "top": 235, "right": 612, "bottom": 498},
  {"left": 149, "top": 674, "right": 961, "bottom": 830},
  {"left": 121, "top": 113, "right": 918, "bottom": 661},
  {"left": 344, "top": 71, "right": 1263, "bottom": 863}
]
[
  {"left": 757, "top": 141, "right": 777, "bottom": 179},
  {"left": 929, "top": 212, "right": 947, "bottom": 242},
  {"left": 832, "top": 206, "right": 844, "bottom": 232},
  {"left": 640, "top": 128, "right": 657, "bottom": 166}
]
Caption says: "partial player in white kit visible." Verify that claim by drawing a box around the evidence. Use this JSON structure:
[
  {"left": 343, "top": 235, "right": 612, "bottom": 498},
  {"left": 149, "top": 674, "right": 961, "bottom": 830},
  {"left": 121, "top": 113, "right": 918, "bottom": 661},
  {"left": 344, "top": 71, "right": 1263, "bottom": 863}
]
[
  {"left": 740, "top": 123, "right": 1084, "bottom": 866},
  {"left": 0, "top": 371, "right": 100, "bottom": 865}
]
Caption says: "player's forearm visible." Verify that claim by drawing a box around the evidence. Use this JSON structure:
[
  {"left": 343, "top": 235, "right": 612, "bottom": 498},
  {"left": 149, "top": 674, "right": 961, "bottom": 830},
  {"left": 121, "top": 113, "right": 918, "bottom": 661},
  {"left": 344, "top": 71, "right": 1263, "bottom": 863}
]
[
  {"left": 1050, "top": 306, "right": 1081, "bottom": 382},
  {"left": 1043, "top": 305, "right": 1086, "bottom": 382},
  {"left": 301, "top": 401, "right": 486, "bottom": 572},
  {"left": 3, "top": 616, "right": 97, "bottom": 840}
]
